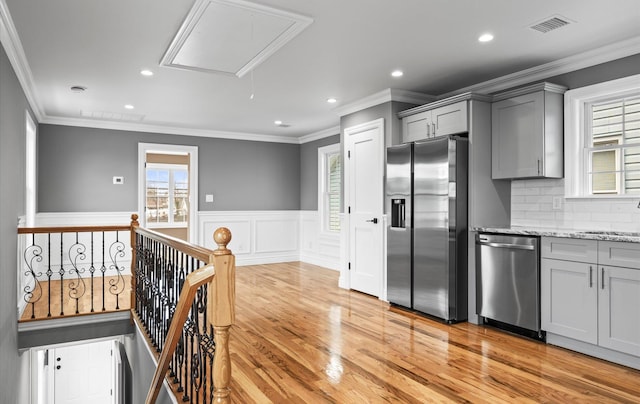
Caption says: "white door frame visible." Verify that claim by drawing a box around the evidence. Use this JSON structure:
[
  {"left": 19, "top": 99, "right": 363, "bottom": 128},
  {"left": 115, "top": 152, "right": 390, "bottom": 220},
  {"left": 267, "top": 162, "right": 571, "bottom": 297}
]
[
  {"left": 138, "top": 143, "right": 199, "bottom": 243},
  {"left": 340, "top": 118, "right": 385, "bottom": 297}
]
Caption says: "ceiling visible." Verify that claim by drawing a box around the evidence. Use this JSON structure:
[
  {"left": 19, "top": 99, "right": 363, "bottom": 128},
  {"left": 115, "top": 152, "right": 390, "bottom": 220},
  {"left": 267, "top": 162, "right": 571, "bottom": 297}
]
[{"left": 3, "top": 0, "right": 640, "bottom": 143}]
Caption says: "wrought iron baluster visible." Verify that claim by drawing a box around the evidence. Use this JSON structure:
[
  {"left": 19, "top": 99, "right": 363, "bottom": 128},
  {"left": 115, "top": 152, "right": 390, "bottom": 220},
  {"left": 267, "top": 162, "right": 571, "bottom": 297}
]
[
  {"left": 108, "top": 230, "right": 126, "bottom": 310},
  {"left": 101, "top": 231, "right": 107, "bottom": 311},
  {"left": 59, "top": 232, "right": 65, "bottom": 316},
  {"left": 68, "top": 231, "right": 87, "bottom": 315},
  {"left": 23, "top": 233, "right": 43, "bottom": 319},
  {"left": 90, "top": 232, "right": 96, "bottom": 312}
]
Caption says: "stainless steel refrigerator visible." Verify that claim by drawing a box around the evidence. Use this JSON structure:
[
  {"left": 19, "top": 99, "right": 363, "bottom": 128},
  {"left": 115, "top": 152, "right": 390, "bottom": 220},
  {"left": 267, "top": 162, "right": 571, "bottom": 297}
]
[{"left": 386, "top": 136, "right": 468, "bottom": 322}]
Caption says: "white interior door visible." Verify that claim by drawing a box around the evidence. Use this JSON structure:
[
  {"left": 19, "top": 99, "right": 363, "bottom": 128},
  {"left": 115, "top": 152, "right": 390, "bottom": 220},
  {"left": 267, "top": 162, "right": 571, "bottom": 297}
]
[
  {"left": 53, "top": 340, "right": 113, "bottom": 404},
  {"left": 345, "top": 119, "right": 384, "bottom": 297}
]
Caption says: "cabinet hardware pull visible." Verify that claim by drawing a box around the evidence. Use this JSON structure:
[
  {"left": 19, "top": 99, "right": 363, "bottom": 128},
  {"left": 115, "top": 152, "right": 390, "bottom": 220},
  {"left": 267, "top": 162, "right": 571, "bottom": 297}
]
[
  {"left": 426, "top": 122, "right": 430, "bottom": 137},
  {"left": 432, "top": 123, "right": 436, "bottom": 136},
  {"left": 537, "top": 159, "right": 541, "bottom": 175},
  {"left": 589, "top": 266, "right": 593, "bottom": 288},
  {"left": 601, "top": 267, "right": 605, "bottom": 290}
]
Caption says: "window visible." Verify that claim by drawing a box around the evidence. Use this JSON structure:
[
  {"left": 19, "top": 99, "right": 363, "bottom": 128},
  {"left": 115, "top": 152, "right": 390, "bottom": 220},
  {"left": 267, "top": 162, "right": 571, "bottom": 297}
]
[
  {"left": 564, "top": 74, "right": 640, "bottom": 198},
  {"left": 318, "top": 144, "right": 341, "bottom": 232},
  {"left": 587, "top": 97, "right": 640, "bottom": 195},
  {"left": 145, "top": 164, "right": 189, "bottom": 226}
]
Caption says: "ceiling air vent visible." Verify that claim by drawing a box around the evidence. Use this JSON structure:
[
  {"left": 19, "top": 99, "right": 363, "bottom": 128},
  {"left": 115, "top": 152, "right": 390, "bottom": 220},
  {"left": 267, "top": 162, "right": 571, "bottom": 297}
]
[{"left": 530, "top": 16, "right": 571, "bottom": 33}]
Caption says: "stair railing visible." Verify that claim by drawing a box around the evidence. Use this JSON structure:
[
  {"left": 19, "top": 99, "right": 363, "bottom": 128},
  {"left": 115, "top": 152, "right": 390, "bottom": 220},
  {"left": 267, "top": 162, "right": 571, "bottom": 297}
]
[{"left": 130, "top": 216, "right": 235, "bottom": 404}]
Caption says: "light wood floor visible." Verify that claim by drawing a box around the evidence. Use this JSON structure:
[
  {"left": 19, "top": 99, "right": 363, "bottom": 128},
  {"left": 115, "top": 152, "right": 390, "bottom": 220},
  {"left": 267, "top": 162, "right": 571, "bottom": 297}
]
[
  {"left": 19, "top": 275, "right": 131, "bottom": 321},
  {"left": 230, "top": 262, "right": 640, "bottom": 403}
]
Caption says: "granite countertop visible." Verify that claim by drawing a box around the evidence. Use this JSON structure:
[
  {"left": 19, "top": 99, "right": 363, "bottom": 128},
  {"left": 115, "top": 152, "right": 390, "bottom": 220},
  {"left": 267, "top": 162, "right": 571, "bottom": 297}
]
[{"left": 473, "top": 226, "right": 640, "bottom": 243}]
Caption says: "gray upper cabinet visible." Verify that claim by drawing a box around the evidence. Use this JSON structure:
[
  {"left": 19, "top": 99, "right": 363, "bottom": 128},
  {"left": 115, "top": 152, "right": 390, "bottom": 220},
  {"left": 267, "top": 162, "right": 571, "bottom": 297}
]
[
  {"left": 401, "top": 99, "right": 468, "bottom": 143},
  {"left": 491, "top": 83, "right": 567, "bottom": 179}
]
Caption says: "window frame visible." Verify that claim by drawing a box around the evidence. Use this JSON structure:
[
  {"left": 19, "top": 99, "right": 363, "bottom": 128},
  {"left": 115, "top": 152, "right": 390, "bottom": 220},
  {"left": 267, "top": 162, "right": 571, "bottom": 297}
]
[
  {"left": 564, "top": 73, "right": 640, "bottom": 199},
  {"left": 145, "top": 163, "right": 189, "bottom": 228},
  {"left": 317, "top": 143, "right": 341, "bottom": 234}
]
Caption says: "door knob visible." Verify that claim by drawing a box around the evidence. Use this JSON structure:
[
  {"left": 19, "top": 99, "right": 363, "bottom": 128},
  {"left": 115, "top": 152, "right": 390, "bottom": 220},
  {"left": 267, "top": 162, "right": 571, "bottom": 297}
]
[{"left": 366, "top": 218, "right": 378, "bottom": 224}]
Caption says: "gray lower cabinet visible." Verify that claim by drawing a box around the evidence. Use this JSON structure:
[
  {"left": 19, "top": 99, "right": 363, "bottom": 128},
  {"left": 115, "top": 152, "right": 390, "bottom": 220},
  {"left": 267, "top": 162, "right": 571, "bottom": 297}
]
[{"left": 541, "top": 237, "right": 640, "bottom": 358}]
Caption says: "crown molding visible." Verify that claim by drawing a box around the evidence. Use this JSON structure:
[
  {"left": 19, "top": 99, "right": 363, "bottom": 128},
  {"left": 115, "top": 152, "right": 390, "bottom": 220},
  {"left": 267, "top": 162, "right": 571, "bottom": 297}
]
[
  {"left": 40, "top": 116, "right": 301, "bottom": 144},
  {"left": 298, "top": 125, "right": 340, "bottom": 144},
  {"left": 334, "top": 89, "right": 435, "bottom": 117},
  {"left": 0, "top": 0, "right": 44, "bottom": 121},
  {"left": 439, "top": 35, "right": 640, "bottom": 99}
]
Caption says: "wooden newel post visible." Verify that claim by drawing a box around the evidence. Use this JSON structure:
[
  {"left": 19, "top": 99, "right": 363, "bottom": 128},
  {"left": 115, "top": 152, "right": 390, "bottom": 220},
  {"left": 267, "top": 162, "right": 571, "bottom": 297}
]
[
  {"left": 209, "top": 227, "right": 235, "bottom": 403},
  {"left": 130, "top": 213, "right": 139, "bottom": 322}
]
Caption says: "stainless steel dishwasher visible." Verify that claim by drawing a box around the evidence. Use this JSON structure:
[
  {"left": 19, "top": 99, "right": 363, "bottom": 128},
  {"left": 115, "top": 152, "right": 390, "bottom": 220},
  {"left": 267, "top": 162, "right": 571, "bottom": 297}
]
[{"left": 476, "top": 233, "right": 542, "bottom": 338}]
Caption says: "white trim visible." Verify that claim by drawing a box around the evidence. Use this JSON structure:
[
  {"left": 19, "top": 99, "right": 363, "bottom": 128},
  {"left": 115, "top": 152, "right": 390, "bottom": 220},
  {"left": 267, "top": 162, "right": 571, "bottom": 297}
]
[
  {"left": 298, "top": 125, "right": 340, "bottom": 144},
  {"left": 564, "top": 74, "right": 640, "bottom": 198},
  {"left": 0, "top": 0, "right": 44, "bottom": 121},
  {"left": 439, "top": 36, "right": 640, "bottom": 99},
  {"left": 138, "top": 143, "right": 199, "bottom": 243},
  {"left": 42, "top": 116, "right": 301, "bottom": 144},
  {"left": 334, "top": 88, "right": 435, "bottom": 117},
  {"left": 25, "top": 111, "right": 37, "bottom": 227}
]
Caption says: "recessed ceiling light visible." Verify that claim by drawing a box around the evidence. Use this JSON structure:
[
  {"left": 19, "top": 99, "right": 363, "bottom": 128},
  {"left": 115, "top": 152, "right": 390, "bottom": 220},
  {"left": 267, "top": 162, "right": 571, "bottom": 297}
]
[
  {"left": 70, "top": 85, "right": 87, "bottom": 93},
  {"left": 140, "top": 69, "right": 154, "bottom": 76},
  {"left": 327, "top": 98, "right": 337, "bottom": 104},
  {"left": 124, "top": 104, "right": 135, "bottom": 110},
  {"left": 274, "top": 120, "right": 283, "bottom": 125},
  {"left": 478, "top": 33, "right": 494, "bottom": 43},
  {"left": 391, "top": 70, "right": 403, "bottom": 78}
]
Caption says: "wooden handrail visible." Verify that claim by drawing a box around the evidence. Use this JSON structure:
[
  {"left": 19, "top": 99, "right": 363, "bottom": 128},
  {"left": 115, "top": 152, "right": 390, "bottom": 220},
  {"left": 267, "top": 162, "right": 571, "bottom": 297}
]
[
  {"left": 17, "top": 224, "right": 131, "bottom": 234},
  {"left": 134, "top": 225, "right": 214, "bottom": 264},
  {"left": 145, "top": 227, "right": 235, "bottom": 404}
]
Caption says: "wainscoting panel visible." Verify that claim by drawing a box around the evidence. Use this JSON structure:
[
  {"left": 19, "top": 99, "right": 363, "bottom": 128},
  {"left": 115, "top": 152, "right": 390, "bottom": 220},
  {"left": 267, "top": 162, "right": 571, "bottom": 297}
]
[
  {"left": 28, "top": 211, "right": 341, "bottom": 270},
  {"left": 198, "top": 211, "right": 302, "bottom": 266},
  {"left": 299, "top": 211, "right": 340, "bottom": 271}
]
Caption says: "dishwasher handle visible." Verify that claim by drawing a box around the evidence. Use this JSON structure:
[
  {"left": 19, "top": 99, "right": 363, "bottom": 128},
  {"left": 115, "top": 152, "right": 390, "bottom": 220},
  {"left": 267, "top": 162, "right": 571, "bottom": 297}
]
[{"left": 477, "top": 241, "right": 535, "bottom": 251}]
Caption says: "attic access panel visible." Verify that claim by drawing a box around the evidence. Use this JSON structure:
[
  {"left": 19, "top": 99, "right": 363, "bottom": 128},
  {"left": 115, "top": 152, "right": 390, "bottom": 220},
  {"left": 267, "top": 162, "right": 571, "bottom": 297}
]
[{"left": 161, "top": 0, "right": 313, "bottom": 77}]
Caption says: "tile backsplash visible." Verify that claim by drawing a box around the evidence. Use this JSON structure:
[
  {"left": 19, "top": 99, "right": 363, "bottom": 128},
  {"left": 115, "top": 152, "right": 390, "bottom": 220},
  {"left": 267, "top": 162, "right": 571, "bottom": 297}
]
[{"left": 511, "top": 179, "right": 640, "bottom": 232}]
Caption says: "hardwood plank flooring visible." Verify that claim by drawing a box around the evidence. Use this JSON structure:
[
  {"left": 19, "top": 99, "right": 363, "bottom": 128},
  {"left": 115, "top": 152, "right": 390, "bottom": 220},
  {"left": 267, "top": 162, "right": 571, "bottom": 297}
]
[
  {"left": 229, "top": 262, "right": 640, "bottom": 403},
  {"left": 19, "top": 275, "right": 131, "bottom": 321}
]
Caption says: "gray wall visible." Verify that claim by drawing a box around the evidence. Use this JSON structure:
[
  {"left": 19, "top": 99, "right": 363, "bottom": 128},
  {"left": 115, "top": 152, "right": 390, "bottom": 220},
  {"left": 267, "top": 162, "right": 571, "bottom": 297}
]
[
  {"left": 38, "top": 125, "right": 301, "bottom": 211},
  {"left": 0, "top": 44, "right": 31, "bottom": 404},
  {"left": 124, "top": 328, "right": 172, "bottom": 404},
  {"left": 299, "top": 134, "right": 340, "bottom": 210},
  {"left": 545, "top": 53, "right": 640, "bottom": 90}
]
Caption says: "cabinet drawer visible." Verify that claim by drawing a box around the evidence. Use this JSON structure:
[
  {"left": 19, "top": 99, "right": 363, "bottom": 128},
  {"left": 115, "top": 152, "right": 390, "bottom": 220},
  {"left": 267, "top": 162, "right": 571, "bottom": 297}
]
[
  {"left": 541, "top": 237, "right": 598, "bottom": 263},
  {"left": 599, "top": 241, "right": 640, "bottom": 269}
]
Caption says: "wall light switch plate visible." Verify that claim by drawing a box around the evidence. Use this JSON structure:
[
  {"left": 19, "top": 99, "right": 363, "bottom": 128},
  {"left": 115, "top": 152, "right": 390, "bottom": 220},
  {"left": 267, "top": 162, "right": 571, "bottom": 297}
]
[
  {"left": 205, "top": 194, "right": 214, "bottom": 202},
  {"left": 113, "top": 176, "right": 124, "bottom": 185},
  {"left": 552, "top": 196, "right": 562, "bottom": 210}
]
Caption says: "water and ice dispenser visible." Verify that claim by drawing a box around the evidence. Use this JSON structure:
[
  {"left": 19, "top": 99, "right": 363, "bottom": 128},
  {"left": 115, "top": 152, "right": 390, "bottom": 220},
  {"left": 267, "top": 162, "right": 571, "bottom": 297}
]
[{"left": 390, "top": 198, "right": 406, "bottom": 228}]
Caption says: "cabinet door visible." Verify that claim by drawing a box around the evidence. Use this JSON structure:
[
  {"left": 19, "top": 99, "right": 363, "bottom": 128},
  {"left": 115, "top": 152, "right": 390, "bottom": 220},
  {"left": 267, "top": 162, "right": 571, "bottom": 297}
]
[
  {"left": 432, "top": 101, "right": 467, "bottom": 137},
  {"left": 492, "top": 91, "right": 544, "bottom": 179},
  {"left": 541, "top": 258, "right": 598, "bottom": 343},
  {"left": 402, "top": 111, "right": 430, "bottom": 143},
  {"left": 598, "top": 266, "right": 640, "bottom": 356}
]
